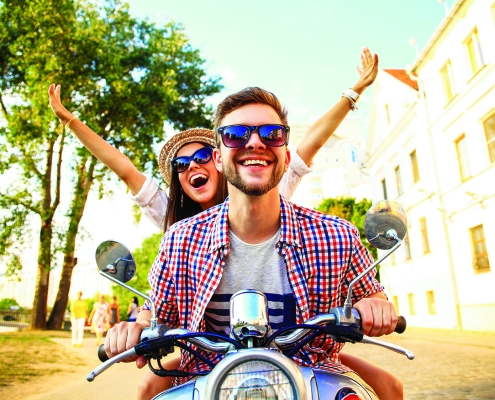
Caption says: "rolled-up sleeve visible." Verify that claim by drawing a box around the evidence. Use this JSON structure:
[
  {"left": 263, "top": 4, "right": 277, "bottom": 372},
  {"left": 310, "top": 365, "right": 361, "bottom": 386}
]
[
  {"left": 278, "top": 147, "right": 313, "bottom": 200},
  {"left": 129, "top": 176, "right": 168, "bottom": 231}
]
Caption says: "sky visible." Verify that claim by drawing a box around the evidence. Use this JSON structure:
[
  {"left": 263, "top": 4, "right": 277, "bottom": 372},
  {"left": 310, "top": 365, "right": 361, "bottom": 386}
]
[
  {"left": 125, "top": 0, "right": 455, "bottom": 128},
  {"left": 2, "top": 0, "right": 457, "bottom": 285}
]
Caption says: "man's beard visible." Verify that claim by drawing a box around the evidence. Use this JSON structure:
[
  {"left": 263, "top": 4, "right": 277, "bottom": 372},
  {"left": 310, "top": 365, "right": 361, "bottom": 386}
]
[{"left": 223, "top": 152, "right": 285, "bottom": 196}]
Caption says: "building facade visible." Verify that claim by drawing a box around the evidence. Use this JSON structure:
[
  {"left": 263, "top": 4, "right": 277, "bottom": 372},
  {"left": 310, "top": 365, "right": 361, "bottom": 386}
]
[{"left": 366, "top": 0, "right": 495, "bottom": 331}]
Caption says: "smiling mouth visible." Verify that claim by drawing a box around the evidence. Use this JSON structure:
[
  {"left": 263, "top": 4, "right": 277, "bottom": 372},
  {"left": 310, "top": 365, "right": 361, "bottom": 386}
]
[
  {"left": 190, "top": 174, "right": 209, "bottom": 188},
  {"left": 241, "top": 159, "right": 269, "bottom": 166}
]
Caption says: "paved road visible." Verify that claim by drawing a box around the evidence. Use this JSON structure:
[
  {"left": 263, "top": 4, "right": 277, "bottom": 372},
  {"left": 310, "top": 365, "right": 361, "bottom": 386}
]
[
  {"left": 27, "top": 327, "right": 495, "bottom": 399},
  {"left": 344, "top": 327, "right": 495, "bottom": 399}
]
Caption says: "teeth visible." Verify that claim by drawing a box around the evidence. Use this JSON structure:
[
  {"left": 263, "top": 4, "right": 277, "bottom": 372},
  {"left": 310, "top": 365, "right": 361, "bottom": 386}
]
[
  {"left": 190, "top": 174, "right": 207, "bottom": 184},
  {"left": 242, "top": 159, "right": 268, "bottom": 166}
]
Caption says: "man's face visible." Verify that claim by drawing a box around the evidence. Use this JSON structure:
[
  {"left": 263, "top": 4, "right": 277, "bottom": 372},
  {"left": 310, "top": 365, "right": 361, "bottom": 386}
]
[{"left": 213, "top": 103, "right": 290, "bottom": 196}]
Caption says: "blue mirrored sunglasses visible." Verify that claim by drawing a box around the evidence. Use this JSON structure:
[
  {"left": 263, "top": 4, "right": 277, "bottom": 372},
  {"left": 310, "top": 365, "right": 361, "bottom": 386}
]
[
  {"left": 217, "top": 124, "right": 290, "bottom": 148},
  {"left": 170, "top": 147, "right": 214, "bottom": 174}
]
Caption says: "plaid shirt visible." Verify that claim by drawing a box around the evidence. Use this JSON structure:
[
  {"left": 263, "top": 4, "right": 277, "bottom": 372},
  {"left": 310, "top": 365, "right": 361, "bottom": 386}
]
[{"left": 145, "top": 196, "right": 381, "bottom": 384}]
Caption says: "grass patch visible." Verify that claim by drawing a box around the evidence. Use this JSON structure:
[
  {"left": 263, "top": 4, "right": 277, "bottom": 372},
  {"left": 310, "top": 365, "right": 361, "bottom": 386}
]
[{"left": 0, "top": 330, "right": 87, "bottom": 388}]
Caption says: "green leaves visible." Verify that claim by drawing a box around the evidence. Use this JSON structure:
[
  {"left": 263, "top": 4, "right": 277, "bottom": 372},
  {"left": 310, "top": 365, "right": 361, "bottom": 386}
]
[
  {"left": 0, "top": 0, "right": 222, "bottom": 326},
  {"left": 316, "top": 197, "right": 380, "bottom": 279}
]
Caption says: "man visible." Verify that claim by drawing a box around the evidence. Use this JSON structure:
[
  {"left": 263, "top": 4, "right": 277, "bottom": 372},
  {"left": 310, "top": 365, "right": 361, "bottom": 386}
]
[
  {"left": 106, "top": 87, "right": 400, "bottom": 399},
  {"left": 70, "top": 291, "right": 87, "bottom": 347}
]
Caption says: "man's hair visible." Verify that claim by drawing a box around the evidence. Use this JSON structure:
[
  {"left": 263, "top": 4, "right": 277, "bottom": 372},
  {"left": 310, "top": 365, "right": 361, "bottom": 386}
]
[{"left": 213, "top": 87, "right": 288, "bottom": 146}]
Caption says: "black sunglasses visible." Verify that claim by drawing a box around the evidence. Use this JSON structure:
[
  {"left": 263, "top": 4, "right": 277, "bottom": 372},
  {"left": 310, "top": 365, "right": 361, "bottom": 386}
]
[
  {"left": 217, "top": 124, "right": 290, "bottom": 148},
  {"left": 170, "top": 146, "right": 214, "bottom": 174}
]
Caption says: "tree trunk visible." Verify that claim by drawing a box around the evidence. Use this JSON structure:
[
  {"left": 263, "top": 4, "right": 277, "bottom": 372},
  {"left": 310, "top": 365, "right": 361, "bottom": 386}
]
[
  {"left": 30, "top": 219, "right": 52, "bottom": 329},
  {"left": 47, "top": 156, "right": 96, "bottom": 329}
]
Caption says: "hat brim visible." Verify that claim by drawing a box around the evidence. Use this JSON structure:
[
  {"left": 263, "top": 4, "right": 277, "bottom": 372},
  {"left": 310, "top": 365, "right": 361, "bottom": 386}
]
[{"left": 158, "top": 128, "right": 216, "bottom": 185}]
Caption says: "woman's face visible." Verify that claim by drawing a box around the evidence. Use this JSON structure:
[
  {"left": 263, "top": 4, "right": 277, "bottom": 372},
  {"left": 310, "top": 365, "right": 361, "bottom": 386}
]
[{"left": 176, "top": 142, "right": 219, "bottom": 210}]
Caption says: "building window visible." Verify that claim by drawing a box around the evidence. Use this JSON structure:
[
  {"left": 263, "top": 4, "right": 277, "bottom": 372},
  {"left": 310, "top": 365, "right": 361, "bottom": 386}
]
[
  {"left": 420, "top": 217, "right": 430, "bottom": 254},
  {"left": 382, "top": 178, "right": 387, "bottom": 200},
  {"left": 440, "top": 60, "right": 455, "bottom": 103},
  {"left": 483, "top": 112, "right": 495, "bottom": 164},
  {"left": 470, "top": 225, "right": 490, "bottom": 272},
  {"left": 426, "top": 290, "right": 436, "bottom": 315},
  {"left": 410, "top": 150, "right": 420, "bottom": 183},
  {"left": 390, "top": 251, "right": 396, "bottom": 266},
  {"left": 465, "top": 29, "right": 484, "bottom": 75},
  {"left": 404, "top": 235, "right": 411, "bottom": 260},
  {"left": 408, "top": 293, "right": 416, "bottom": 315},
  {"left": 395, "top": 165, "right": 403, "bottom": 195},
  {"left": 455, "top": 134, "right": 472, "bottom": 181},
  {"left": 392, "top": 296, "right": 399, "bottom": 315}
]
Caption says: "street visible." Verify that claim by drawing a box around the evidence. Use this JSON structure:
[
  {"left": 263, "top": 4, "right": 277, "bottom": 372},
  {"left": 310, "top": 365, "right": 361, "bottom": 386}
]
[
  {"left": 21, "top": 327, "right": 495, "bottom": 399},
  {"left": 343, "top": 327, "right": 495, "bottom": 399}
]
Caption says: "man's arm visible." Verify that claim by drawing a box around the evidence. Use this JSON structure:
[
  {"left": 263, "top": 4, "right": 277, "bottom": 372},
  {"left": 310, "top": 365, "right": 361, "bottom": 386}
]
[
  {"left": 48, "top": 84, "right": 146, "bottom": 195},
  {"left": 296, "top": 47, "right": 378, "bottom": 166}
]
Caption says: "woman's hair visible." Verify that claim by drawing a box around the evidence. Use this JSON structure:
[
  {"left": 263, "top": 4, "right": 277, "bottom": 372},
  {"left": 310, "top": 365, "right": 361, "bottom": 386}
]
[
  {"left": 132, "top": 296, "right": 139, "bottom": 305},
  {"left": 164, "top": 143, "right": 228, "bottom": 229}
]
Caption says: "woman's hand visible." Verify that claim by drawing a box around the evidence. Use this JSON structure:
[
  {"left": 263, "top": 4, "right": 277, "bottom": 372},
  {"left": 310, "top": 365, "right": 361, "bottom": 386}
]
[
  {"left": 355, "top": 47, "right": 379, "bottom": 89},
  {"left": 48, "top": 83, "right": 72, "bottom": 124}
]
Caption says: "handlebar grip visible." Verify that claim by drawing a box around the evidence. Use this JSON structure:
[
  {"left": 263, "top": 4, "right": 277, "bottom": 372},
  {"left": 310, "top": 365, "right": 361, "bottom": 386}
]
[
  {"left": 98, "top": 344, "right": 109, "bottom": 362},
  {"left": 395, "top": 315, "right": 406, "bottom": 334}
]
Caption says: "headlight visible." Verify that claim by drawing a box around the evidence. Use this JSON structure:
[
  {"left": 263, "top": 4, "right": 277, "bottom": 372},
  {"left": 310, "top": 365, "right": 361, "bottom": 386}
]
[
  {"left": 206, "top": 349, "right": 305, "bottom": 400},
  {"left": 219, "top": 360, "right": 294, "bottom": 399}
]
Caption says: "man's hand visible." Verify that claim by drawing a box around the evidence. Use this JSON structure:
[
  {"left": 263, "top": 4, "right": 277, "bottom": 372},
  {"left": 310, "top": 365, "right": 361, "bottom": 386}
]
[
  {"left": 104, "top": 320, "right": 149, "bottom": 368},
  {"left": 354, "top": 47, "right": 379, "bottom": 91},
  {"left": 353, "top": 293, "right": 398, "bottom": 337}
]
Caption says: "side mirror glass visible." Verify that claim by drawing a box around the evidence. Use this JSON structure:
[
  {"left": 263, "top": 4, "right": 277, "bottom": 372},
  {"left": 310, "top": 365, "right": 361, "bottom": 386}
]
[
  {"left": 95, "top": 240, "right": 136, "bottom": 283},
  {"left": 364, "top": 200, "right": 407, "bottom": 250}
]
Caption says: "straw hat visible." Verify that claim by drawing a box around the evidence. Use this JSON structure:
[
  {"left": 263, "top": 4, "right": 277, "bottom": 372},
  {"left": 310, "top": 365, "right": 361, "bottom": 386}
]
[{"left": 158, "top": 128, "right": 216, "bottom": 185}]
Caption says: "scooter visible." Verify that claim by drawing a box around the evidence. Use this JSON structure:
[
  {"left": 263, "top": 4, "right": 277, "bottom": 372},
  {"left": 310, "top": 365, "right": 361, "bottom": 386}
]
[{"left": 87, "top": 200, "right": 414, "bottom": 399}]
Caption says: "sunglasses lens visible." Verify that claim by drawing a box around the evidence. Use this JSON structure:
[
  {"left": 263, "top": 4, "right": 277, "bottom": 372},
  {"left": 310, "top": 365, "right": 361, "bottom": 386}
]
[
  {"left": 193, "top": 148, "right": 212, "bottom": 164},
  {"left": 221, "top": 125, "right": 249, "bottom": 148},
  {"left": 172, "top": 157, "right": 190, "bottom": 173},
  {"left": 259, "top": 125, "right": 287, "bottom": 147}
]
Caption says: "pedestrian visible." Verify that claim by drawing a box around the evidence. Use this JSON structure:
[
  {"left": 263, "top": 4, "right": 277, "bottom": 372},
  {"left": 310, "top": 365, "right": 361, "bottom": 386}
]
[
  {"left": 88, "top": 295, "right": 110, "bottom": 346},
  {"left": 109, "top": 296, "right": 120, "bottom": 328},
  {"left": 127, "top": 296, "right": 139, "bottom": 322},
  {"left": 70, "top": 291, "right": 87, "bottom": 347}
]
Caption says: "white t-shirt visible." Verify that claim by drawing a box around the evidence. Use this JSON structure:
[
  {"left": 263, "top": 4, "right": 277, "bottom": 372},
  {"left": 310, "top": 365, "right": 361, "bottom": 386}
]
[{"left": 130, "top": 147, "right": 312, "bottom": 230}]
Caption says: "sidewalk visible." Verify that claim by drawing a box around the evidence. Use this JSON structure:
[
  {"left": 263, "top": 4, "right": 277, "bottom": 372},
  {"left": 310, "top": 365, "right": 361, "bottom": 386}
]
[
  {"left": 26, "top": 337, "right": 178, "bottom": 400},
  {"left": 387, "top": 326, "right": 495, "bottom": 349}
]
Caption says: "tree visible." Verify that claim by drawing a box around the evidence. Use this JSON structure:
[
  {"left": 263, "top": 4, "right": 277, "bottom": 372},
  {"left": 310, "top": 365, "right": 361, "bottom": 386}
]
[
  {"left": 0, "top": 0, "right": 222, "bottom": 329},
  {"left": 316, "top": 197, "right": 380, "bottom": 280},
  {"left": 111, "top": 233, "right": 162, "bottom": 322}
]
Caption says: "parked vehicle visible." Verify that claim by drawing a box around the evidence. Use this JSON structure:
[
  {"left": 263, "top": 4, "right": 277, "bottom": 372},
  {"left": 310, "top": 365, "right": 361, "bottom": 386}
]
[{"left": 87, "top": 200, "right": 414, "bottom": 399}]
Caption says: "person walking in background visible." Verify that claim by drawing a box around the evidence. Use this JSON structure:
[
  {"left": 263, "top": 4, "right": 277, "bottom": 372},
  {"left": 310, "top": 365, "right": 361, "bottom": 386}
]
[
  {"left": 89, "top": 295, "right": 110, "bottom": 346},
  {"left": 109, "top": 296, "right": 120, "bottom": 328},
  {"left": 70, "top": 291, "right": 87, "bottom": 347},
  {"left": 127, "top": 296, "right": 139, "bottom": 322}
]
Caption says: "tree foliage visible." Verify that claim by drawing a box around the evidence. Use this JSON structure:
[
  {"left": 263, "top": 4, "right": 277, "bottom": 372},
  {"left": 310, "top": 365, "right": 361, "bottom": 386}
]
[
  {"left": 111, "top": 233, "right": 162, "bottom": 322},
  {"left": 0, "top": 0, "right": 222, "bottom": 329},
  {"left": 316, "top": 197, "right": 380, "bottom": 280}
]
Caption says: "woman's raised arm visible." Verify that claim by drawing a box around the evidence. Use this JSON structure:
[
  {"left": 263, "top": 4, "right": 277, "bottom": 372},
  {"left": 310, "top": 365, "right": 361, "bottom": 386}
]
[{"left": 48, "top": 84, "right": 146, "bottom": 195}]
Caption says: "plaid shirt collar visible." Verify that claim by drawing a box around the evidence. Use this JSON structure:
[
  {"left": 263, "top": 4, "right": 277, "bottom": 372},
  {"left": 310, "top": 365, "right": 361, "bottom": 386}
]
[{"left": 208, "top": 195, "right": 303, "bottom": 254}]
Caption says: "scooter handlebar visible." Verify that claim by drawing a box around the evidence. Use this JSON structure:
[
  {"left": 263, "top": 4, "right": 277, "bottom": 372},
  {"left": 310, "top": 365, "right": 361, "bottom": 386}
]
[
  {"left": 98, "top": 344, "right": 109, "bottom": 362},
  {"left": 395, "top": 315, "right": 407, "bottom": 334}
]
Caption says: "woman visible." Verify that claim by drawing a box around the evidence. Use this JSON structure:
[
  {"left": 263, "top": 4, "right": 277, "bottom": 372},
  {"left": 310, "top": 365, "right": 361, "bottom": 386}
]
[
  {"left": 88, "top": 295, "right": 110, "bottom": 346},
  {"left": 48, "top": 48, "right": 402, "bottom": 399},
  {"left": 109, "top": 296, "right": 120, "bottom": 328},
  {"left": 48, "top": 47, "right": 380, "bottom": 231},
  {"left": 127, "top": 296, "right": 139, "bottom": 322}
]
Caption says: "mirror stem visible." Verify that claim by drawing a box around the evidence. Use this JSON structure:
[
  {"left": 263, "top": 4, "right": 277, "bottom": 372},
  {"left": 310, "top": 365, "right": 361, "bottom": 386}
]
[
  {"left": 343, "top": 230, "right": 402, "bottom": 318},
  {"left": 99, "top": 271, "right": 158, "bottom": 330}
]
